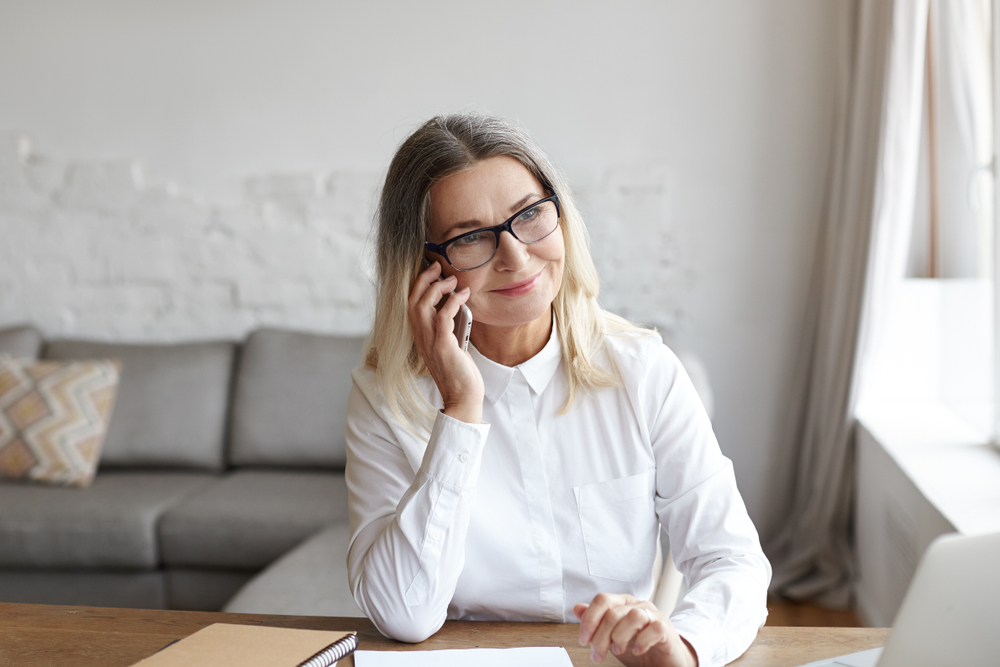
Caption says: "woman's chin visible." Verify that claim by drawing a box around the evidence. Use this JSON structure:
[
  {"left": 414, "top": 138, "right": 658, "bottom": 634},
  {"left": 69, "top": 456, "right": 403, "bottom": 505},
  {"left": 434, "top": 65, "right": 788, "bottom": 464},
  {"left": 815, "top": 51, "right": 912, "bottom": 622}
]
[
  {"left": 469, "top": 273, "right": 560, "bottom": 330},
  {"left": 473, "top": 301, "right": 552, "bottom": 331}
]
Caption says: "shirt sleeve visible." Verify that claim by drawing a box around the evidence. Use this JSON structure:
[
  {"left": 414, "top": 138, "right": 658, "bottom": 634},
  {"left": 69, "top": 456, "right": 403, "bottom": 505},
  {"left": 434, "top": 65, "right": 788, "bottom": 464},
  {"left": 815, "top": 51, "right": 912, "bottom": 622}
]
[
  {"left": 641, "top": 342, "right": 772, "bottom": 667},
  {"left": 345, "top": 376, "right": 489, "bottom": 643}
]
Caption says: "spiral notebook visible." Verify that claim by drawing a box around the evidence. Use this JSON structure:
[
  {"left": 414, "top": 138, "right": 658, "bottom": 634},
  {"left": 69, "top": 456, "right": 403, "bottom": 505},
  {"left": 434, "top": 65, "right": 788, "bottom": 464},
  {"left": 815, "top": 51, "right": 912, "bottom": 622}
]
[{"left": 131, "top": 623, "right": 358, "bottom": 667}]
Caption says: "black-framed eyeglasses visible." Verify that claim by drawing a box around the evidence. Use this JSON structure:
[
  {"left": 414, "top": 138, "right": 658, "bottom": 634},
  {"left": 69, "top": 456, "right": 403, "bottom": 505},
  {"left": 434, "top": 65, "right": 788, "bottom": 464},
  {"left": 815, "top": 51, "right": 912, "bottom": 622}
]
[{"left": 424, "top": 193, "right": 562, "bottom": 271}]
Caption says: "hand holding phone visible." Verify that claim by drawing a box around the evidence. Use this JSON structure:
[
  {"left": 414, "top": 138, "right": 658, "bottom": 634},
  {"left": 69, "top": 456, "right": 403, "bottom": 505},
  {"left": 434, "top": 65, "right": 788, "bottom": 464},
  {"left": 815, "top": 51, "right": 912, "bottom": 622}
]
[
  {"left": 437, "top": 288, "right": 472, "bottom": 352},
  {"left": 411, "top": 258, "right": 484, "bottom": 424},
  {"left": 424, "top": 258, "right": 473, "bottom": 352}
]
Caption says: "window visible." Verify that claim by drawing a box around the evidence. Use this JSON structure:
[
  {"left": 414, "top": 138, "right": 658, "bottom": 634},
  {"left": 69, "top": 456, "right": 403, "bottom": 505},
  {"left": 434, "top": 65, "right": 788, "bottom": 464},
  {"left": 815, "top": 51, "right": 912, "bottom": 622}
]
[{"left": 898, "top": 0, "right": 997, "bottom": 443}]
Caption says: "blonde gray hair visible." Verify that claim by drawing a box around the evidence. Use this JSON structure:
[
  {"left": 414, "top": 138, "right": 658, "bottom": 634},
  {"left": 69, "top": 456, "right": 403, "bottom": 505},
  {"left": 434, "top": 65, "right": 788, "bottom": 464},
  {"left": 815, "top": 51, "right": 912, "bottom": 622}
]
[{"left": 366, "top": 113, "right": 640, "bottom": 431}]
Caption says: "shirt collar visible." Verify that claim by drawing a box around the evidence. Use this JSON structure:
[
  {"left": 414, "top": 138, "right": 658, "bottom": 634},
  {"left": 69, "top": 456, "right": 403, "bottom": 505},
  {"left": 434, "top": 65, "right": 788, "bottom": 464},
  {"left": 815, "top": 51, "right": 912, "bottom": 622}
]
[{"left": 469, "top": 315, "right": 562, "bottom": 404}]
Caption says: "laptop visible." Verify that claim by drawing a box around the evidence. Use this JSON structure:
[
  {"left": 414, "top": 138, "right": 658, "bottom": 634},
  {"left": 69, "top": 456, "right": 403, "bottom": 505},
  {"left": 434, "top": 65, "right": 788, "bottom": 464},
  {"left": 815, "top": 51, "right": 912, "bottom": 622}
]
[{"left": 796, "top": 530, "right": 1000, "bottom": 667}]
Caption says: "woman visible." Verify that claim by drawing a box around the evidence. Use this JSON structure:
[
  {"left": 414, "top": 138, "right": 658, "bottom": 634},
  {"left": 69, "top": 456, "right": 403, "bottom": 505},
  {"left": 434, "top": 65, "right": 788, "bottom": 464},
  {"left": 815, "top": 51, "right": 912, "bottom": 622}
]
[{"left": 345, "top": 114, "right": 770, "bottom": 667}]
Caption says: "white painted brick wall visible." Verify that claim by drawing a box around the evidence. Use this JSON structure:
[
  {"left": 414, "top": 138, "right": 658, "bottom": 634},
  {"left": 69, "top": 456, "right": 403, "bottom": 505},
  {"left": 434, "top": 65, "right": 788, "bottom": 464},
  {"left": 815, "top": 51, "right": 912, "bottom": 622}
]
[
  {"left": 1, "top": 133, "right": 379, "bottom": 341},
  {"left": 1, "top": 133, "right": 683, "bottom": 342}
]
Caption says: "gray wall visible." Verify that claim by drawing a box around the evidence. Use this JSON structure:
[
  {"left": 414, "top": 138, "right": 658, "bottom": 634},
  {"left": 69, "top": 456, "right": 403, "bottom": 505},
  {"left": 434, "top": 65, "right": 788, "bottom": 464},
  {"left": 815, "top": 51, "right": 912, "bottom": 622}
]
[{"left": 0, "top": 0, "right": 846, "bottom": 541}]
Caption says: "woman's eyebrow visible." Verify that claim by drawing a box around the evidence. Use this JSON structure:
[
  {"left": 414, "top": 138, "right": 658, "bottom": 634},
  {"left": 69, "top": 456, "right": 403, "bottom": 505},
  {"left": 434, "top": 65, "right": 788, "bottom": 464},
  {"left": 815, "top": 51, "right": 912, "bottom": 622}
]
[
  {"left": 446, "top": 220, "right": 486, "bottom": 234},
  {"left": 441, "top": 192, "right": 544, "bottom": 237},
  {"left": 508, "top": 192, "right": 541, "bottom": 214}
]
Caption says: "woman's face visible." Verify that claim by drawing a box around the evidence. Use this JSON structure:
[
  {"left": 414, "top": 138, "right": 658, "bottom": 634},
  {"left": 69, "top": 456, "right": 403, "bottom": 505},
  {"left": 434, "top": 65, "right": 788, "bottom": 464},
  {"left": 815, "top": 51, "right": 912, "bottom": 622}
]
[{"left": 426, "top": 155, "right": 565, "bottom": 331}]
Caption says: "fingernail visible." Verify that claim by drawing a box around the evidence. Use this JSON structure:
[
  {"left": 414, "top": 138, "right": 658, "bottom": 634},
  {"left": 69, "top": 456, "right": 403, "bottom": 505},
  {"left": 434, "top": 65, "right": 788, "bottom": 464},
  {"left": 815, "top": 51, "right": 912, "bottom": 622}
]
[
  {"left": 590, "top": 646, "right": 600, "bottom": 663},
  {"left": 610, "top": 643, "right": 619, "bottom": 655}
]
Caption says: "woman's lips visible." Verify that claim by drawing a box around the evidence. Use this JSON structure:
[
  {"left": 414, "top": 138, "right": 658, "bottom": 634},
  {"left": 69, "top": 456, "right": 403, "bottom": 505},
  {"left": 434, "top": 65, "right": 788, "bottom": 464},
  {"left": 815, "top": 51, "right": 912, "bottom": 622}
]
[{"left": 491, "top": 270, "right": 543, "bottom": 296}]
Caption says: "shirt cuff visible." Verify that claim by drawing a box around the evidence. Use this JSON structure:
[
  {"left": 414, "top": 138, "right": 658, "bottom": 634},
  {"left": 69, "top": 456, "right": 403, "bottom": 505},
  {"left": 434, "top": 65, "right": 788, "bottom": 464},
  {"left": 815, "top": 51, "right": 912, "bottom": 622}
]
[
  {"left": 670, "top": 613, "right": 719, "bottom": 667},
  {"left": 419, "top": 411, "right": 489, "bottom": 491}
]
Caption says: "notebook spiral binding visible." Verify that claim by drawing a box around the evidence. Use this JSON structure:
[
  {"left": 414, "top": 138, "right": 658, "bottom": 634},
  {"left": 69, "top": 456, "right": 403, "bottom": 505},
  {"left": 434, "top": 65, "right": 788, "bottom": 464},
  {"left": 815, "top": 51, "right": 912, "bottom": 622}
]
[{"left": 296, "top": 632, "right": 358, "bottom": 667}]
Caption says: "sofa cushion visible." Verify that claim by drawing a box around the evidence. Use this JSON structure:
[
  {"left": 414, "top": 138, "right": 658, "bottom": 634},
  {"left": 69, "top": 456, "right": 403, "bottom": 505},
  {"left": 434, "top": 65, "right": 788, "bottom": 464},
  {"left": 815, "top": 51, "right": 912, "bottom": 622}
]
[
  {"left": 44, "top": 339, "right": 235, "bottom": 470},
  {"left": 158, "top": 470, "right": 348, "bottom": 570},
  {"left": 0, "top": 355, "right": 121, "bottom": 487},
  {"left": 165, "top": 568, "right": 256, "bottom": 612},
  {"left": 0, "top": 471, "right": 215, "bottom": 568},
  {"left": 0, "top": 325, "right": 43, "bottom": 359},
  {"left": 0, "top": 569, "right": 166, "bottom": 609},
  {"left": 223, "top": 522, "right": 362, "bottom": 617},
  {"left": 229, "top": 329, "right": 365, "bottom": 468}
]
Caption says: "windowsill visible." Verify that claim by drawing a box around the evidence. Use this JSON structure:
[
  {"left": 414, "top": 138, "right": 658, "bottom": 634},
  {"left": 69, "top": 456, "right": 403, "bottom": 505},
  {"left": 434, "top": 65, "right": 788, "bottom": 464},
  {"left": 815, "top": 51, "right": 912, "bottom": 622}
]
[{"left": 855, "top": 399, "right": 1000, "bottom": 536}]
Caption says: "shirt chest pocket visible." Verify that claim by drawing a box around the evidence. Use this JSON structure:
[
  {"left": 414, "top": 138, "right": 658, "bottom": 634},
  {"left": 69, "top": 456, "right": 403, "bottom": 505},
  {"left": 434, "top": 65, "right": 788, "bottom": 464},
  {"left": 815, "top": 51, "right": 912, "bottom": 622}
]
[{"left": 573, "top": 470, "right": 658, "bottom": 582}]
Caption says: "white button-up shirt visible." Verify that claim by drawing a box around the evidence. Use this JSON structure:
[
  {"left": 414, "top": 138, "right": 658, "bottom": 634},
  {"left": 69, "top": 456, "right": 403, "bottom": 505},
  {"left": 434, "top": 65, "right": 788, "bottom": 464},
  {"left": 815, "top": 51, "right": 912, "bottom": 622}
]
[{"left": 345, "top": 325, "right": 771, "bottom": 667}]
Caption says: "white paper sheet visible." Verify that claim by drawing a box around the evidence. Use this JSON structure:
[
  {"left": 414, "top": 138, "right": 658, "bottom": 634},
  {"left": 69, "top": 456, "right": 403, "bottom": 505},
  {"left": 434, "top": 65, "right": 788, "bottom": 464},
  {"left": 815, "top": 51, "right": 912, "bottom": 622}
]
[{"left": 354, "top": 646, "right": 574, "bottom": 667}]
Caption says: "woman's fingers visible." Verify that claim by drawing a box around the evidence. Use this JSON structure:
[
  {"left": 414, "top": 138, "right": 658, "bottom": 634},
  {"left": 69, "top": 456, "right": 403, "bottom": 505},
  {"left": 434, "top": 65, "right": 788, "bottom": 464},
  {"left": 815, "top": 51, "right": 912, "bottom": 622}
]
[
  {"left": 415, "top": 276, "right": 456, "bottom": 320},
  {"left": 408, "top": 263, "right": 457, "bottom": 342},
  {"left": 431, "top": 287, "right": 470, "bottom": 344},
  {"left": 410, "top": 262, "right": 454, "bottom": 327},
  {"left": 408, "top": 261, "right": 474, "bottom": 359},
  {"left": 632, "top": 614, "right": 671, "bottom": 656},
  {"left": 578, "top": 593, "right": 639, "bottom": 661},
  {"left": 609, "top": 606, "right": 655, "bottom": 656},
  {"left": 408, "top": 259, "right": 442, "bottom": 308},
  {"left": 576, "top": 593, "right": 694, "bottom": 665},
  {"left": 406, "top": 260, "right": 484, "bottom": 423},
  {"left": 590, "top": 615, "right": 624, "bottom": 661},
  {"left": 577, "top": 593, "right": 630, "bottom": 646}
]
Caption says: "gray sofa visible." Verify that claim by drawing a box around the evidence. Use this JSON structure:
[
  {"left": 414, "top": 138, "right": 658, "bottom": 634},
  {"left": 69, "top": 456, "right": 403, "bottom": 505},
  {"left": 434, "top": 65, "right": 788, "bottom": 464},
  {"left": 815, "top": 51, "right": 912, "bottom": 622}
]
[{"left": 0, "top": 324, "right": 366, "bottom": 617}]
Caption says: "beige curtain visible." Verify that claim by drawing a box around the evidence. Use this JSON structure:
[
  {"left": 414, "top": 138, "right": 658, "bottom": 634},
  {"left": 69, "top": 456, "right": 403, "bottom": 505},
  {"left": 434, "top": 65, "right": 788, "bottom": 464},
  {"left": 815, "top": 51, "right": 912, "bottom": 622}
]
[{"left": 766, "top": 0, "right": 927, "bottom": 608}]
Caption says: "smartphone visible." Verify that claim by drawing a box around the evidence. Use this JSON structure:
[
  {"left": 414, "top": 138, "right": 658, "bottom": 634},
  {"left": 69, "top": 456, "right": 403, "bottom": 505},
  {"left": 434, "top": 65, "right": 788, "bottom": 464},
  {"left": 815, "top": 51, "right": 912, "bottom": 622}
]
[
  {"left": 454, "top": 303, "right": 472, "bottom": 353},
  {"left": 424, "top": 259, "right": 473, "bottom": 352}
]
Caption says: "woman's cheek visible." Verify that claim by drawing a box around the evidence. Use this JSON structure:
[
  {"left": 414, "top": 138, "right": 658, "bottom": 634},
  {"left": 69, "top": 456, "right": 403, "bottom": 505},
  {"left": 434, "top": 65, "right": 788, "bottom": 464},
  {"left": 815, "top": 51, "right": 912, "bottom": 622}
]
[{"left": 458, "top": 277, "right": 486, "bottom": 313}]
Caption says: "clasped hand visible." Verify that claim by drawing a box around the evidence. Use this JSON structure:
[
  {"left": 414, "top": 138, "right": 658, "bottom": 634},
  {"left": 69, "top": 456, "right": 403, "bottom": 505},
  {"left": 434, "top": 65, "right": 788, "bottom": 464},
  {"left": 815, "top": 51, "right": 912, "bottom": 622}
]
[
  {"left": 574, "top": 594, "right": 698, "bottom": 666},
  {"left": 408, "top": 261, "right": 484, "bottom": 424}
]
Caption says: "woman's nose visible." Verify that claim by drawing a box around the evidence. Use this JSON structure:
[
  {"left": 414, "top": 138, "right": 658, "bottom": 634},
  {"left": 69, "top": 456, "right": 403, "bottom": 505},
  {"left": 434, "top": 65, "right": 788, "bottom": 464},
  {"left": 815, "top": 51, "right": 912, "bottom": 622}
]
[{"left": 493, "top": 230, "right": 529, "bottom": 271}]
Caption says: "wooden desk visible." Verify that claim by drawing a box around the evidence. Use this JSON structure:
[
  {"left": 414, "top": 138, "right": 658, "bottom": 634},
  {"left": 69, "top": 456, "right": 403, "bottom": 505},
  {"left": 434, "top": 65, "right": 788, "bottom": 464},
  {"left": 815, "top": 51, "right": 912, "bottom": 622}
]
[{"left": 0, "top": 602, "right": 888, "bottom": 666}]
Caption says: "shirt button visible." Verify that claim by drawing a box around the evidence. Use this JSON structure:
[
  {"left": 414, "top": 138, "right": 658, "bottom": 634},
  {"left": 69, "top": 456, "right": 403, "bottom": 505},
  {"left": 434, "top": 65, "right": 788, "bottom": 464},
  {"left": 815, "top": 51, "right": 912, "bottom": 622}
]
[
  {"left": 430, "top": 530, "right": 443, "bottom": 542},
  {"left": 459, "top": 452, "right": 469, "bottom": 463}
]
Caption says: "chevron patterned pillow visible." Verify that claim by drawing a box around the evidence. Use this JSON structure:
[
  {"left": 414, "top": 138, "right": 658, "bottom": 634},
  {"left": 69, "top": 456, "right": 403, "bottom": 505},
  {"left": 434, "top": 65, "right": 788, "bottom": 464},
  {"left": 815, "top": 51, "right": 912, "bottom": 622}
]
[{"left": 0, "top": 355, "right": 121, "bottom": 487}]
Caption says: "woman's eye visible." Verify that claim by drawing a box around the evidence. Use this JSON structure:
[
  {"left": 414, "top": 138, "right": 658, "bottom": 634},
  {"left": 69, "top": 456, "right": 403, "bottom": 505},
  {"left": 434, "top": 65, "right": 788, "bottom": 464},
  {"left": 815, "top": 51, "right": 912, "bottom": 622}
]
[
  {"left": 517, "top": 208, "right": 539, "bottom": 222},
  {"left": 453, "top": 232, "right": 483, "bottom": 246}
]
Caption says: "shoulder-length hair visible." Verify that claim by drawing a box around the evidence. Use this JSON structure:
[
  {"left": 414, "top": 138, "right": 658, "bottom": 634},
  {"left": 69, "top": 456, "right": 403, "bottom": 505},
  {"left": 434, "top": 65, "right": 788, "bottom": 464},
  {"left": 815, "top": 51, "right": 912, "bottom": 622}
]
[{"left": 366, "top": 113, "right": 640, "bottom": 432}]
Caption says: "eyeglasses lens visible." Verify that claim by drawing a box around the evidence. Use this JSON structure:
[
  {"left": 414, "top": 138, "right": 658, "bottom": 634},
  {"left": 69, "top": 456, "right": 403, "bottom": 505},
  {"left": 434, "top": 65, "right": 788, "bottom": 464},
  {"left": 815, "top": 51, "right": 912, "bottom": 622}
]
[
  {"left": 511, "top": 200, "right": 559, "bottom": 243},
  {"left": 448, "top": 200, "right": 559, "bottom": 270}
]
